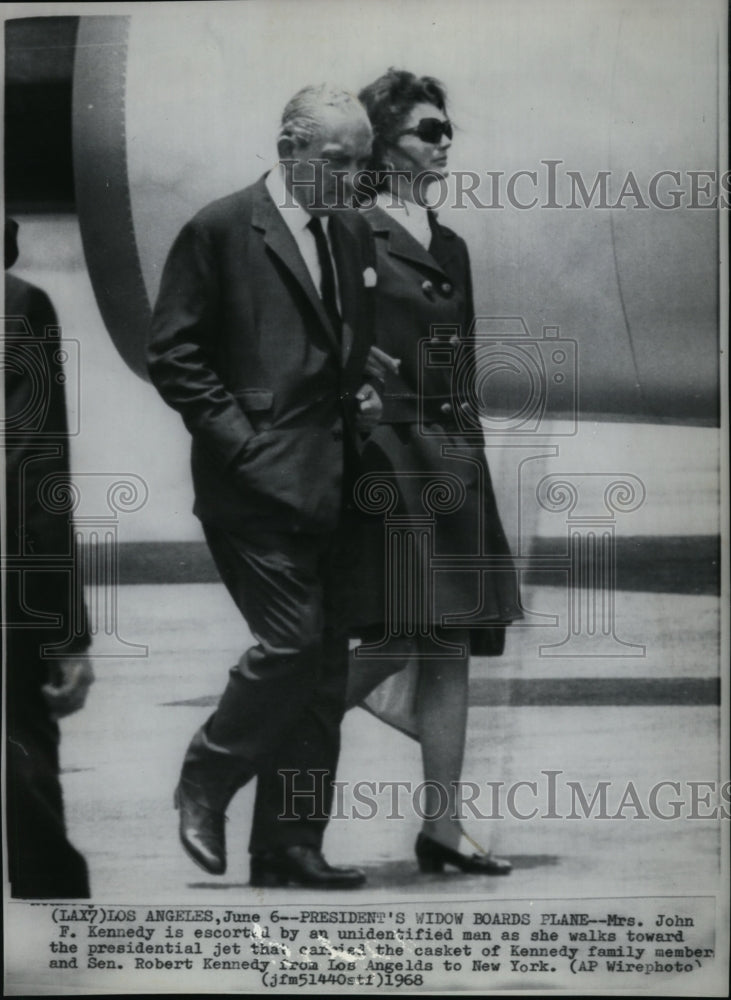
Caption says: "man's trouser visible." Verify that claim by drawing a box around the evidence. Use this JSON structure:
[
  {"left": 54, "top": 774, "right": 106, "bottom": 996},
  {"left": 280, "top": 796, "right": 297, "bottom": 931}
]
[{"left": 183, "top": 521, "right": 350, "bottom": 853}]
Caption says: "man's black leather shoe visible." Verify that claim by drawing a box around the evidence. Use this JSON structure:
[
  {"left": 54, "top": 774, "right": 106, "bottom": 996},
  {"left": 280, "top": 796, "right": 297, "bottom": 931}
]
[
  {"left": 250, "top": 846, "right": 366, "bottom": 888},
  {"left": 174, "top": 781, "right": 227, "bottom": 875}
]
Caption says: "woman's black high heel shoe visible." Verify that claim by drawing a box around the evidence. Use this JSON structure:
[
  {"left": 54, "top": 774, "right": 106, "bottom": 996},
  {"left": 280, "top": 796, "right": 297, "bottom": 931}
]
[{"left": 415, "top": 832, "right": 512, "bottom": 875}]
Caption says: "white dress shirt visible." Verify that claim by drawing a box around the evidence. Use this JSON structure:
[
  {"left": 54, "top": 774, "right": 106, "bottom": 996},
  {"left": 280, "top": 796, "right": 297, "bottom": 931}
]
[
  {"left": 265, "top": 165, "right": 340, "bottom": 309},
  {"left": 376, "top": 191, "right": 432, "bottom": 249}
]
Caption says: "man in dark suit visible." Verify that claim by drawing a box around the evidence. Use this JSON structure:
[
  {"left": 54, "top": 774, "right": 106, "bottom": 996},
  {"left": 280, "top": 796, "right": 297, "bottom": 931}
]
[
  {"left": 148, "top": 85, "right": 381, "bottom": 888},
  {"left": 4, "top": 218, "right": 95, "bottom": 898}
]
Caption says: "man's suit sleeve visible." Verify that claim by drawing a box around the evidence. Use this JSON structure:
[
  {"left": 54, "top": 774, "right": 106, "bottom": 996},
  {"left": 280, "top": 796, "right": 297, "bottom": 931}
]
[{"left": 148, "top": 220, "right": 254, "bottom": 467}]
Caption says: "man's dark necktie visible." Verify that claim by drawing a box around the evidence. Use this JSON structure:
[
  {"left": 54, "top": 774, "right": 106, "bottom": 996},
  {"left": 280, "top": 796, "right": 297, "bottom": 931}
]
[{"left": 307, "top": 216, "right": 341, "bottom": 337}]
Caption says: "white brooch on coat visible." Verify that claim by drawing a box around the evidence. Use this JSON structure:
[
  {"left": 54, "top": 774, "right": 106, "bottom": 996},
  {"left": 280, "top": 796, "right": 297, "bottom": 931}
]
[{"left": 363, "top": 267, "right": 377, "bottom": 288}]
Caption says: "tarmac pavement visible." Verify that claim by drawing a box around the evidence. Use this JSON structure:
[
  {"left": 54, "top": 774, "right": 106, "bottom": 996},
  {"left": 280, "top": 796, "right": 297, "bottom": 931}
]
[{"left": 58, "top": 581, "right": 722, "bottom": 904}]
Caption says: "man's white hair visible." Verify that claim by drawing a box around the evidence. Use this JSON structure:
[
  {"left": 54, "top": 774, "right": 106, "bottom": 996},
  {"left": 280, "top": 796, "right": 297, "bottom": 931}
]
[{"left": 279, "top": 84, "right": 366, "bottom": 147}]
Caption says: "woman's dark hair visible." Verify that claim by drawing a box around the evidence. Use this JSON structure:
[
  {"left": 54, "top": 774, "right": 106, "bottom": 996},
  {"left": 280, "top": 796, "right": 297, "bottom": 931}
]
[{"left": 358, "top": 69, "right": 448, "bottom": 190}]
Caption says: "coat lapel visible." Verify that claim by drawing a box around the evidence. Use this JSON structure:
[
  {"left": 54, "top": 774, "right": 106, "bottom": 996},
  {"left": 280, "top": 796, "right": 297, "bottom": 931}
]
[
  {"left": 251, "top": 180, "right": 341, "bottom": 357},
  {"left": 364, "top": 204, "right": 449, "bottom": 281}
]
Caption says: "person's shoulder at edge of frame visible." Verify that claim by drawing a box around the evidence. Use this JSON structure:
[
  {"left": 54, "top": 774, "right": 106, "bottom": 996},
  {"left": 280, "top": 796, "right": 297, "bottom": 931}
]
[{"left": 5, "top": 271, "right": 57, "bottom": 332}]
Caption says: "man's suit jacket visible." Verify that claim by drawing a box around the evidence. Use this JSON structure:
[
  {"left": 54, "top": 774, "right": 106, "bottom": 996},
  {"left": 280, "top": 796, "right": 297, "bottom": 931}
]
[{"left": 148, "top": 176, "right": 376, "bottom": 534}]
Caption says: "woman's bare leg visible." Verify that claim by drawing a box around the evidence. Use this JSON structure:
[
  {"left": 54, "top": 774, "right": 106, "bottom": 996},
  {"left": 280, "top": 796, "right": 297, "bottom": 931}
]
[{"left": 415, "top": 630, "right": 470, "bottom": 850}]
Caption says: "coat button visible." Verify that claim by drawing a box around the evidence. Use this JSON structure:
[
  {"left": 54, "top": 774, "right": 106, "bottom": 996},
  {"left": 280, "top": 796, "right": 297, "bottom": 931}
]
[
  {"left": 441, "top": 282, "right": 453, "bottom": 296},
  {"left": 421, "top": 279, "right": 434, "bottom": 299}
]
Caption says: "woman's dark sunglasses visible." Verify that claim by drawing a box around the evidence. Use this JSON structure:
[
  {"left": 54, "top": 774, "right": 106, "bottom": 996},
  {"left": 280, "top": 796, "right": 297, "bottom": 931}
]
[{"left": 398, "top": 117, "right": 453, "bottom": 144}]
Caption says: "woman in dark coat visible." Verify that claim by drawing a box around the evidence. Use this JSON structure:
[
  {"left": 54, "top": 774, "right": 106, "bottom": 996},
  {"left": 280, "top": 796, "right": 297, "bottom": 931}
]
[{"left": 347, "top": 70, "right": 522, "bottom": 874}]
